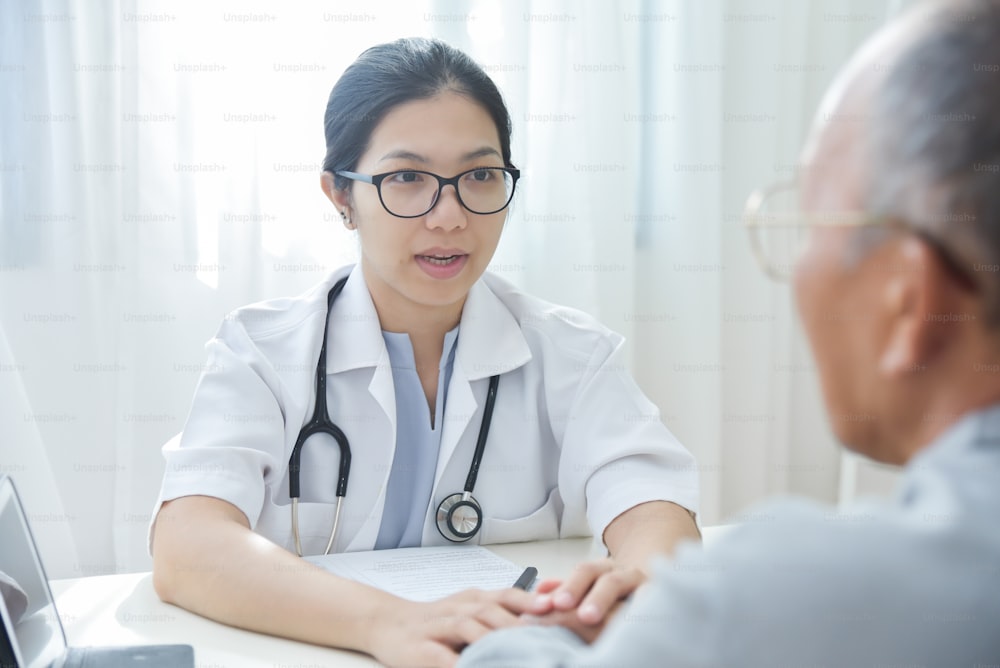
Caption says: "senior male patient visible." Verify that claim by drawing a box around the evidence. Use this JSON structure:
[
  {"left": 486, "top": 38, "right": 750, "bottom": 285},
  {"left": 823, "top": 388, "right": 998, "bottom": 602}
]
[{"left": 460, "top": 1, "right": 1000, "bottom": 666}]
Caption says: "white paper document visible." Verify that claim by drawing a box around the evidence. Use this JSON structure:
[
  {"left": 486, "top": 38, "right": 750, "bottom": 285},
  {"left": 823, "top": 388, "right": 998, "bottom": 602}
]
[{"left": 305, "top": 546, "right": 527, "bottom": 602}]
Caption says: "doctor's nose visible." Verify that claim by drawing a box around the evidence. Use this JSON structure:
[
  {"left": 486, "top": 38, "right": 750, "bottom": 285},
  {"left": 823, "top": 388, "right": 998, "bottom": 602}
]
[{"left": 425, "top": 185, "right": 468, "bottom": 232}]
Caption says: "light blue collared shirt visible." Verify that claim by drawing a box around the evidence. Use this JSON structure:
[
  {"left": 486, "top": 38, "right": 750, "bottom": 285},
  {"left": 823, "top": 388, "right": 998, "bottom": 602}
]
[
  {"left": 374, "top": 327, "right": 459, "bottom": 549},
  {"left": 461, "top": 404, "right": 1000, "bottom": 667}
]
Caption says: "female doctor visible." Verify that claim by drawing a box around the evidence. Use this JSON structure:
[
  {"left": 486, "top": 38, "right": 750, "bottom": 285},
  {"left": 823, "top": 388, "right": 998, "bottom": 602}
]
[{"left": 151, "top": 37, "right": 699, "bottom": 667}]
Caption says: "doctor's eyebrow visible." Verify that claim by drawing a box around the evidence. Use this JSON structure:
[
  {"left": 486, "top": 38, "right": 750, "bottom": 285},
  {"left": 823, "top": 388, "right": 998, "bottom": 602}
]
[
  {"left": 460, "top": 147, "right": 502, "bottom": 162},
  {"left": 378, "top": 150, "right": 428, "bottom": 164},
  {"left": 377, "top": 146, "right": 502, "bottom": 165}
]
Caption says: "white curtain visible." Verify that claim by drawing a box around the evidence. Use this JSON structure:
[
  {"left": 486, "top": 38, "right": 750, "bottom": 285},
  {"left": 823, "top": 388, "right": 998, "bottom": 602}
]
[
  {"left": 1, "top": 0, "right": 908, "bottom": 577},
  {"left": 629, "top": 0, "right": 909, "bottom": 522}
]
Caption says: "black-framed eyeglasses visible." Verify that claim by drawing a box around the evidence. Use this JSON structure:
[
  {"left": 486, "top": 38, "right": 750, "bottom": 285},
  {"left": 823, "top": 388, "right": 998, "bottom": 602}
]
[{"left": 335, "top": 167, "right": 520, "bottom": 218}]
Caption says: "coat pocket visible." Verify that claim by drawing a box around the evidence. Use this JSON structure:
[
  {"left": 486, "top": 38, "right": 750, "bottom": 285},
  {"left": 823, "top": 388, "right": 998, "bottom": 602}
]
[{"left": 480, "top": 488, "right": 561, "bottom": 545}]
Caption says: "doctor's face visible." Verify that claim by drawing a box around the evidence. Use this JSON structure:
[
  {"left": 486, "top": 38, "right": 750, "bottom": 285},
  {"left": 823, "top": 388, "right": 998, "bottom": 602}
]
[{"left": 332, "top": 92, "right": 508, "bottom": 324}]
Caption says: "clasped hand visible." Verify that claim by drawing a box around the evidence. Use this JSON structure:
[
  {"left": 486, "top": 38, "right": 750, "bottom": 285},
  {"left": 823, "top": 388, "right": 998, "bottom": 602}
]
[
  {"left": 523, "top": 557, "right": 646, "bottom": 643},
  {"left": 369, "top": 558, "right": 644, "bottom": 667}
]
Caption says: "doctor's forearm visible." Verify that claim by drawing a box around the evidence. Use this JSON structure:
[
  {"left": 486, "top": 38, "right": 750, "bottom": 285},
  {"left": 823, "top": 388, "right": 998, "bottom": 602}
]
[
  {"left": 151, "top": 495, "right": 394, "bottom": 654},
  {"left": 603, "top": 501, "right": 701, "bottom": 572}
]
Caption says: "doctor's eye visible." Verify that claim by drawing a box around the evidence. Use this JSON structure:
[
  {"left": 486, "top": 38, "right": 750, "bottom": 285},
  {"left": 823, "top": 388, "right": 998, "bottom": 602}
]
[
  {"left": 386, "top": 170, "right": 426, "bottom": 185},
  {"left": 467, "top": 168, "right": 497, "bottom": 182}
]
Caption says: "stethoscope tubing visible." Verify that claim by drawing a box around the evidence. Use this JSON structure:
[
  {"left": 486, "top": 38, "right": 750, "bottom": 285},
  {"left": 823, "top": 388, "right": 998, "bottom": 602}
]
[
  {"left": 287, "top": 276, "right": 498, "bottom": 556},
  {"left": 463, "top": 374, "right": 498, "bottom": 493},
  {"left": 288, "top": 278, "right": 351, "bottom": 556}
]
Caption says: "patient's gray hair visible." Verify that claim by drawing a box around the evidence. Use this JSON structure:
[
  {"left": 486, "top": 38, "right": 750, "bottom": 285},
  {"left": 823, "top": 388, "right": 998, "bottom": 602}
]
[{"left": 867, "top": 0, "right": 1000, "bottom": 323}]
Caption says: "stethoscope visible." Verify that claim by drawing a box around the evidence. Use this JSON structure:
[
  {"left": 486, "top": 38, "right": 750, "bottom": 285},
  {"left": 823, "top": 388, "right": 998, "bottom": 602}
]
[{"left": 288, "top": 276, "right": 500, "bottom": 556}]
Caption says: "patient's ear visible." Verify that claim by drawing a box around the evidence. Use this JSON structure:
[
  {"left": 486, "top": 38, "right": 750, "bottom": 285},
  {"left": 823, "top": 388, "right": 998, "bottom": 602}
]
[{"left": 878, "top": 236, "right": 954, "bottom": 377}]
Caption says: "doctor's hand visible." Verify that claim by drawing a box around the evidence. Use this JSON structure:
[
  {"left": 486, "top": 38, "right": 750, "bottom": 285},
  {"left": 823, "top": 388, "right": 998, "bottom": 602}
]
[
  {"left": 525, "top": 558, "right": 646, "bottom": 642},
  {"left": 366, "top": 587, "right": 536, "bottom": 668}
]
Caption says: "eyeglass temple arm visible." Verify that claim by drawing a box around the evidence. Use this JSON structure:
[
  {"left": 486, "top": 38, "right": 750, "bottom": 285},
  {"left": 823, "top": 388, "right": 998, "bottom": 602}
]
[{"left": 334, "top": 170, "right": 374, "bottom": 184}]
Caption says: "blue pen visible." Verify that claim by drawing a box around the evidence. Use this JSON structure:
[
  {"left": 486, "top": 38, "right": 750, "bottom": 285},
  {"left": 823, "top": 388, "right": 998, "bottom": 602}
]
[{"left": 513, "top": 566, "right": 538, "bottom": 590}]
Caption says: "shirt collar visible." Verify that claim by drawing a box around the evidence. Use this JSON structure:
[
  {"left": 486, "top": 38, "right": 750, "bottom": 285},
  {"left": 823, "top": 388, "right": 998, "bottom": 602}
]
[
  {"left": 325, "top": 266, "right": 532, "bottom": 377},
  {"left": 381, "top": 325, "right": 460, "bottom": 371},
  {"left": 454, "top": 276, "right": 533, "bottom": 380},
  {"left": 904, "top": 403, "right": 1000, "bottom": 473}
]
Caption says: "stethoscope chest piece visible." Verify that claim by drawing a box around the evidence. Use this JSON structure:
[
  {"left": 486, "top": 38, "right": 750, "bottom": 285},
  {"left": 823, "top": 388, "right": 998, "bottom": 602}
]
[{"left": 436, "top": 492, "right": 483, "bottom": 542}]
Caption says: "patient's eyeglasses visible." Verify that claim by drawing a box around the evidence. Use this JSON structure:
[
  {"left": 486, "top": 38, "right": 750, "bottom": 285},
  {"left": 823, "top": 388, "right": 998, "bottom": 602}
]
[{"left": 742, "top": 180, "right": 976, "bottom": 287}]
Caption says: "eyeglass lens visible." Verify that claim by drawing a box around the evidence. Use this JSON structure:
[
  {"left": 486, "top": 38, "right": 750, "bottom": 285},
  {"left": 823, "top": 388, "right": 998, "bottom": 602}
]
[
  {"left": 380, "top": 168, "right": 515, "bottom": 217},
  {"left": 751, "top": 185, "right": 811, "bottom": 280}
]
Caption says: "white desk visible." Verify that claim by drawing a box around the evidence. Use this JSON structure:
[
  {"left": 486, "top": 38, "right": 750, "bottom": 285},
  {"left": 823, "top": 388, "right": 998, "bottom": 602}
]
[{"left": 51, "top": 529, "right": 729, "bottom": 667}]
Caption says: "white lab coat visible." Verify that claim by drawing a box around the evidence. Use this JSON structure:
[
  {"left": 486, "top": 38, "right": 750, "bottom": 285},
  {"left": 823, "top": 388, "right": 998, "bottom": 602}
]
[{"left": 153, "top": 265, "right": 698, "bottom": 556}]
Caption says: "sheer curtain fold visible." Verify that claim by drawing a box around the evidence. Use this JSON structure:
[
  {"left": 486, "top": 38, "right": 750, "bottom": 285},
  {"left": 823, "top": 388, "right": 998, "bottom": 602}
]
[
  {"left": 0, "top": 0, "right": 906, "bottom": 576},
  {"left": 0, "top": 324, "right": 79, "bottom": 577}
]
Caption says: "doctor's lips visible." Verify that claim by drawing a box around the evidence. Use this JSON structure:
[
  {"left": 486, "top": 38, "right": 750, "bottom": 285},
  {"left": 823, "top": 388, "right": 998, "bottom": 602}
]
[{"left": 415, "top": 247, "right": 469, "bottom": 279}]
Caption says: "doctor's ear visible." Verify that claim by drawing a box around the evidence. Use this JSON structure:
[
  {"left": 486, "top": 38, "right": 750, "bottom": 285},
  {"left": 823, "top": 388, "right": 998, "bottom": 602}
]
[{"left": 320, "top": 171, "right": 354, "bottom": 229}]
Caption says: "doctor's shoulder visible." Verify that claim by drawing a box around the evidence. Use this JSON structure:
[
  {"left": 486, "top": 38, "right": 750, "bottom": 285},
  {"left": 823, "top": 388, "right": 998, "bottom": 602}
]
[
  {"left": 481, "top": 272, "right": 625, "bottom": 370},
  {"left": 210, "top": 270, "right": 347, "bottom": 365}
]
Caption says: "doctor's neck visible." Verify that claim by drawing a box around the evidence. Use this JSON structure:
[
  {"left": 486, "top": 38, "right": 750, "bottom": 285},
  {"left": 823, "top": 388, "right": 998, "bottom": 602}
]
[
  {"left": 362, "top": 263, "right": 467, "bottom": 338},
  {"left": 375, "top": 297, "right": 466, "bottom": 338}
]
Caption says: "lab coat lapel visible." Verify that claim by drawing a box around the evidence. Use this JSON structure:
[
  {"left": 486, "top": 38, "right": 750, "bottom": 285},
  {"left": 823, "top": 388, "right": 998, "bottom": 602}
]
[
  {"left": 323, "top": 266, "right": 397, "bottom": 552},
  {"left": 325, "top": 266, "right": 384, "bottom": 375},
  {"left": 345, "top": 346, "right": 395, "bottom": 551},
  {"left": 325, "top": 266, "right": 396, "bottom": 436},
  {"left": 433, "top": 278, "right": 532, "bottom": 487},
  {"left": 323, "top": 267, "right": 395, "bottom": 431}
]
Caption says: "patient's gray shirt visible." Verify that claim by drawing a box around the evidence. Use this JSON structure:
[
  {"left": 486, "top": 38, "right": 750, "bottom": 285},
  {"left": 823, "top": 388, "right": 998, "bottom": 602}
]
[{"left": 460, "top": 405, "right": 1000, "bottom": 667}]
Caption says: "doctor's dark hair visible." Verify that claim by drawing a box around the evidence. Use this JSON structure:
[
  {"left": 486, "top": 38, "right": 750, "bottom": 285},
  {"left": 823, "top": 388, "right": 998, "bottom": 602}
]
[{"left": 322, "top": 37, "right": 514, "bottom": 191}]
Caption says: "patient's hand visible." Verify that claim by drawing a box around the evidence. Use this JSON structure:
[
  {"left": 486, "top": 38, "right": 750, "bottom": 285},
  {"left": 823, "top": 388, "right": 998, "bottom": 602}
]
[{"left": 524, "top": 558, "right": 645, "bottom": 642}]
